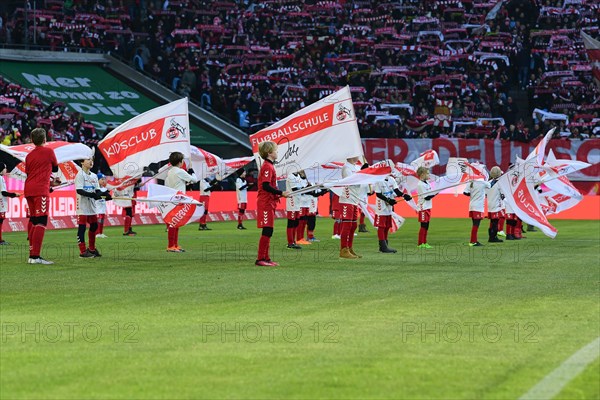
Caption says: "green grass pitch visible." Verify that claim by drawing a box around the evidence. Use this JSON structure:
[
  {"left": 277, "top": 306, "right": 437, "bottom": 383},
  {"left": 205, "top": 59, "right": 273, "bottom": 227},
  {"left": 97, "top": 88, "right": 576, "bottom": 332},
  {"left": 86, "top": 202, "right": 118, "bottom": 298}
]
[{"left": 1, "top": 217, "right": 599, "bottom": 399}]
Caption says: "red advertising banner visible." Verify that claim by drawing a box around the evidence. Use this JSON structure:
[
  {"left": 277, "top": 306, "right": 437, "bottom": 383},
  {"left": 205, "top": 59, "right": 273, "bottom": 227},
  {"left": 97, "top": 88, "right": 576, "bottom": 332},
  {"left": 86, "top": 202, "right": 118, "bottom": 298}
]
[{"left": 362, "top": 138, "right": 600, "bottom": 181}]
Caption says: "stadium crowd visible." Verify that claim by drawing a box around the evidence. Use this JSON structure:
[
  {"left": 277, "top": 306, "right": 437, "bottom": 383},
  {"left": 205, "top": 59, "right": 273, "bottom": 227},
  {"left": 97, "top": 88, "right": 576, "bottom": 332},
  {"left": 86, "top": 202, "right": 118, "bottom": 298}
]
[{"left": 0, "top": 0, "right": 598, "bottom": 145}]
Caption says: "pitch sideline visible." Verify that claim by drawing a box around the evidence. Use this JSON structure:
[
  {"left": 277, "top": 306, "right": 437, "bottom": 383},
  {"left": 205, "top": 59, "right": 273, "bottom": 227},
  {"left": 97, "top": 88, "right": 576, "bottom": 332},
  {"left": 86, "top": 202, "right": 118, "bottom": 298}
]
[{"left": 519, "top": 336, "right": 600, "bottom": 399}]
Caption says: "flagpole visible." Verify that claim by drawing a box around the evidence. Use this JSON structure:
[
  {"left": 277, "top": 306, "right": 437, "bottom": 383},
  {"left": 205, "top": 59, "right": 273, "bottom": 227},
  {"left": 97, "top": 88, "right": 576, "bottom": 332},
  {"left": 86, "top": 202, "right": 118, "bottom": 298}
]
[
  {"left": 417, "top": 180, "right": 474, "bottom": 198},
  {"left": 50, "top": 181, "right": 74, "bottom": 190},
  {"left": 287, "top": 184, "right": 325, "bottom": 197},
  {"left": 112, "top": 197, "right": 203, "bottom": 206}
]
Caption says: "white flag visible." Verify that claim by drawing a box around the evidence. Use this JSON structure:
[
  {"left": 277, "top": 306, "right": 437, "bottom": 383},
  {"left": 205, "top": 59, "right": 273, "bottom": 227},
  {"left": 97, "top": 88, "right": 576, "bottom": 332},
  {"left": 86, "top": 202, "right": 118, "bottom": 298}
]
[
  {"left": 581, "top": 30, "right": 600, "bottom": 84},
  {"left": 190, "top": 146, "right": 253, "bottom": 180},
  {"left": 360, "top": 203, "right": 405, "bottom": 233},
  {"left": 541, "top": 173, "right": 582, "bottom": 202},
  {"left": 249, "top": 86, "right": 363, "bottom": 178},
  {"left": 498, "top": 161, "right": 558, "bottom": 238},
  {"left": 540, "top": 190, "right": 583, "bottom": 215},
  {"left": 10, "top": 160, "right": 81, "bottom": 183},
  {"left": 1, "top": 141, "right": 90, "bottom": 183},
  {"left": 324, "top": 160, "right": 393, "bottom": 188},
  {"left": 410, "top": 149, "right": 440, "bottom": 169},
  {"left": 526, "top": 127, "right": 555, "bottom": 166},
  {"left": 98, "top": 98, "right": 191, "bottom": 181},
  {"left": 154, "top": 147, "right": 254, "bottom": 181},
  {"left": 542, "top": 149, "right": 592, "bottom": 178},
  {"left": 146, "top": 184, "right": 204, "bottom": 228},
  {"left": 1, "top": 141, "right": 92, "bottom": 164},
  {"left": 303, "top": 162, "right": 344, "bottom": 185}
]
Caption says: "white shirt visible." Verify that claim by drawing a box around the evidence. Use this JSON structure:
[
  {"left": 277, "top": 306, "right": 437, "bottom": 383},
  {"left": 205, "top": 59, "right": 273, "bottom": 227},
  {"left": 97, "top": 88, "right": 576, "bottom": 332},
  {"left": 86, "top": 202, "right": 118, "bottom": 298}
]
[
  {"left": 200, "top": 178, "right": 213, "bottom": 197},
  {"left": 235, "top": 177, "right": 248, "bottom": 203},
  {"left": 0, "top": 175, "right": 8, "bottom": 213},
  {"left": 286, "top": 173, "right": 303, "bottom": 212},
  {"left": 339, "top": 161, "right": 363, "bottom": 205},
  {"left": 75, "top": 170, "right": 99, "bottom": 216},
  {"left": 464, "top": 180, "right": 491, "bottom": 212},
  {"left": 298, "top": 177, "right": 311, "bottom": 209},
  {"left": 95, "top": 187, "right": 108, "bottom": 214},
  {"left": 375, "top": 177, "right": 399, "bottom": 216},
  {"left": 308, "top": 192, "right": 319, "bottom": 213},
  {"left": 487, "top": 179, "right": 504, "bottom": 213},
  {"left": 417, "top": 180, "right": 433, "bottom": 211},
  {"left": 166, "top": 166, "right": 198, "bottom": 193},
  {"left": 113, "top": 185, "right": 134, "bottom": 208}
]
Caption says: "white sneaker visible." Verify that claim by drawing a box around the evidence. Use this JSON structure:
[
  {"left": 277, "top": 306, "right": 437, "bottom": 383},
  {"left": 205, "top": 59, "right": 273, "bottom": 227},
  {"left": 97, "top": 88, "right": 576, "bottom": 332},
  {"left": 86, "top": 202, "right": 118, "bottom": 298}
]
[
  {"left": 331, "top": 234, "right": 341, "bottom": 239},
  {"left": 96, "top": 234, "right": 108, "bottom": 238},
  {"left": 354, "top": 233, "right": 358, "bottom": 236},
  {"left": 28, "top": 257, "right": 54, "bottom": 265},
  {"left": 497, "top": 231, "right": 506, "bottom": 237}
]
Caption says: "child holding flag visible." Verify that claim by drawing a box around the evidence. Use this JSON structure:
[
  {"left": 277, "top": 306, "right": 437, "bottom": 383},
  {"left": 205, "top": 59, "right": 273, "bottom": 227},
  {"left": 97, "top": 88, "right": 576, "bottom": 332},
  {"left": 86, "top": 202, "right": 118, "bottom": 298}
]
[
  {"left": 165, "top": 151, "right": 198, "bottom": 252},
  {"left": 416, "top": 166, "right": 436, "bottom": 249},
  {"left": 114, "top": 183, "right": 137, "bottom": 236},
  {"left": 339, "top": 156, "right": 364, "bottom": 259},
  {"left": 504, "top": 200, "right": 518, "bottom": 240},
  {"left": 375, "top": 175, "right": 411, "bottom": 253},
  {"left": 255, "top": 141, "right": 290, "bottom": 267},
  {"left": 295, "top": 171, "right": 312, "bottom": 245},
  {"left": 305, "top": 188, "right": 328, "bottom": 242},
  {"left": 0, "top": 162, "right": 21, "bottom": 245},
  {"left": 463, "top": 178, "right": 491, "bottom": 246},
  {"left": 285, "top": 172, "right": 303, "bottom": 249},
  {"left": 235, "top": 169, "right": 251, "bottom": 230},
  {"left": 198, "top": 176, "right": 220, "bottom": 230},
  {"left": 330, "top": 191, "right": 341, "bottom": 239},
  {"left": 75, "top": 157, "right": 110, "bottom": 258},
  {"left": 487, "top": 166, "right": 505, "bottom": 243},
  {"left": 95, "top": 173, "right": 109, "bottom": 238}
]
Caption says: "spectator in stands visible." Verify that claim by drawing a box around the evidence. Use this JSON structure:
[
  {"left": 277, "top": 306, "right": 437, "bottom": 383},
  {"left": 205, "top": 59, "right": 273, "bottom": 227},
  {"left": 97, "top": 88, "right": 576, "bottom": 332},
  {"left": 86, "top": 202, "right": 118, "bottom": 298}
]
[
  {"left": 177, "top": 83, "right": 191, "bottom": 98},
  {"left": 1, "top": 0, "right": 598, "bottom": 140},
  {"left": 200, "top": 85, "right": 212, "bottom": 111},
  {"left": 181, "top": 65, "right": 197, "bottom": 96},
  {"left": 237, "top": 104, "right": 250, "bottom": 131},
  {"left": 133, "top": 49, "right": 144, "bottom": 72},
  {"left": 501, "top": 97, "right": 518, "bottom": 126},
  {"left": 150, "top": 61, "right": 163, "bottom": 81}
]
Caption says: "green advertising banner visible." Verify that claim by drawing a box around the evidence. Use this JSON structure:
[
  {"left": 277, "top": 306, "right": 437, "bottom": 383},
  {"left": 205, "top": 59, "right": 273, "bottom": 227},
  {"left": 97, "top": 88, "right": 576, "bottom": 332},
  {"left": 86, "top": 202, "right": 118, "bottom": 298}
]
[{"left": 0, "top": 61, "right": 228, "bottom": 145}]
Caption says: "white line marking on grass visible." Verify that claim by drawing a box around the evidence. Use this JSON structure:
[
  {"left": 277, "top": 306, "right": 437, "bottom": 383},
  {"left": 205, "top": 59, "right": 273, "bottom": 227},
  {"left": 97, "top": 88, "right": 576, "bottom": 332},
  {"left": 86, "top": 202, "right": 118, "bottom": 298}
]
[{"left": 519, "top": 336, "right": 600, "bottom": 400}]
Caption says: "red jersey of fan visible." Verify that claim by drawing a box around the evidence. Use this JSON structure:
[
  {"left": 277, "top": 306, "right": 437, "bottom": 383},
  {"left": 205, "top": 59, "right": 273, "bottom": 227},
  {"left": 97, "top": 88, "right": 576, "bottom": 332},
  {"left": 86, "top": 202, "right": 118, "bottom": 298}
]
[
  {"left": 24, "top": 145, "right": 58, "bottom": 197},
  {"left": 257, "top": 159, "right": 280, "bottom": 208}
]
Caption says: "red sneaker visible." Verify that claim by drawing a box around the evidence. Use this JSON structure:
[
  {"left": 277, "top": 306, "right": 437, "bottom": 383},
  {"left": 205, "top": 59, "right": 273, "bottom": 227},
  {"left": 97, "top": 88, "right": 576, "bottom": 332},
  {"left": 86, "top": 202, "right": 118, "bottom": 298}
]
[
  {"left": 265, "top": 260, "right": 280, "bottom": 267},
  {"left": 255, "top": 260, "right": 271, "bottom": 266}
]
